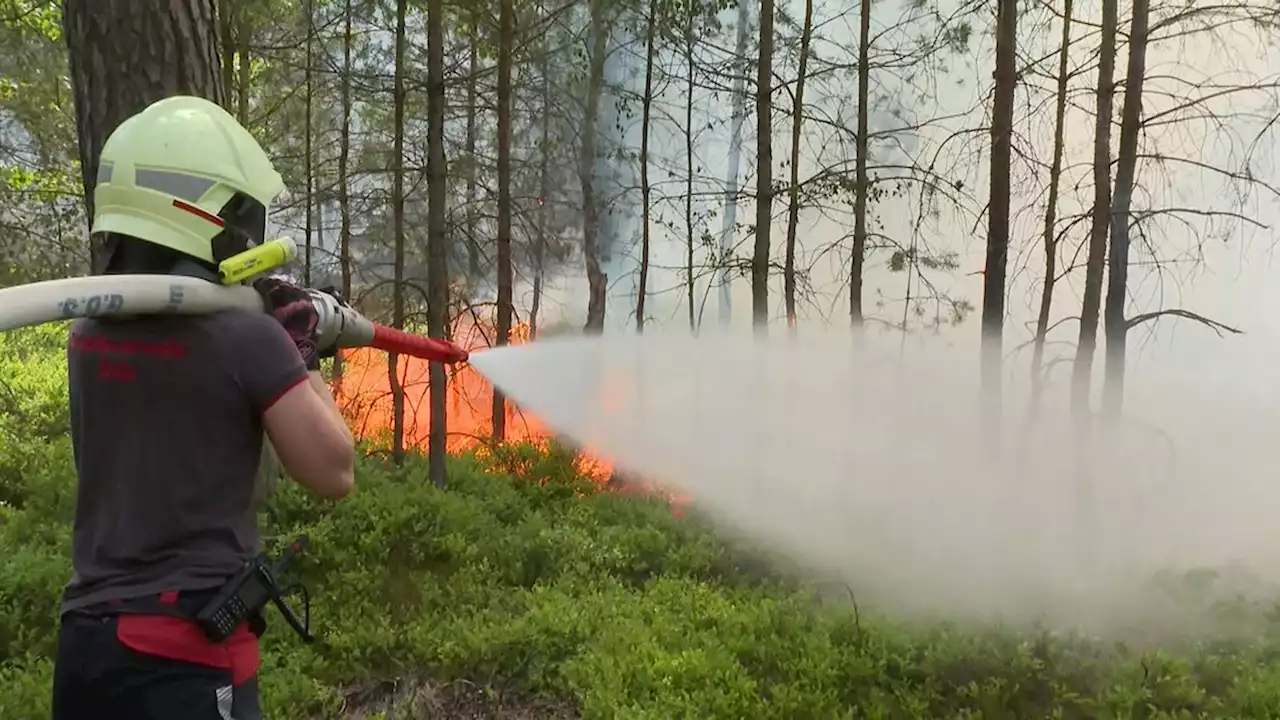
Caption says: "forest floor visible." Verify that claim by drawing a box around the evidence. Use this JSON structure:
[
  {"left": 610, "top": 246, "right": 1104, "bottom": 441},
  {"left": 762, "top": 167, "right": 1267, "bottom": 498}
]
[{"left": 337, "top": 677, "right": 576, "bottom": 719}]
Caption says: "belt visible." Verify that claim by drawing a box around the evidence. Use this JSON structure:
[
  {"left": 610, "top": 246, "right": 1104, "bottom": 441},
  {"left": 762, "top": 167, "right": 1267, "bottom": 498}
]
[{"left": 70, "top": 588, "right": 266, "bottom": 638}]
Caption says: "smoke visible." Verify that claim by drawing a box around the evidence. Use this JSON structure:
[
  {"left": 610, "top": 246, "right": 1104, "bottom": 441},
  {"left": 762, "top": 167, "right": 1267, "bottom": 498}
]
[{"left": 470, "top": 330, "right": 1280, "bottom": 639}]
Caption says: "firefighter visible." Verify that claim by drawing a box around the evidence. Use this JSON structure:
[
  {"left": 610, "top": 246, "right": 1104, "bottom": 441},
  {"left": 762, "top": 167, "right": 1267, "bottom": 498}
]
[{"left": 51, "top": 95, "right": 356, "bottom": 720}]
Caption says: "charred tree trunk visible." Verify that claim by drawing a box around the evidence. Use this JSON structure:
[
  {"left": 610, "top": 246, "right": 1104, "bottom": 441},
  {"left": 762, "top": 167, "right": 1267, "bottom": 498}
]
[
  {"left": 389, "top": 0, "right": 408, "bottom": 464},
  {"left": 637, "top": 0, "right": 655, "bottom": 334},
  {"left": 1030, "top": 0, "right": 1073, "bottom": 407},
  {"left": 1102, "top": 0, "right": 1150, "bottom": 418},
  {"left": 783, "top": 0, "right": 813, "bottom": 332},
  {"left": 982, "top": 0, "right": 1017, "bottom": 449},
  {"left": 493, "top": 0, "right": 514, "bottom": 441},
  {"left": 1071, "top": 0, "right": 1117, "bottom": 417},
  {"left": 63, "top": 0, "right": 223, "bottom": 270},
  {"left": 425, "top": 0, "right": 450, "bottom": 486},
  {"left": 850, "top": 0, "right": 870, "bottom": 328},
  {"left": 752, "top": 0, "right": 773, "bottom": 334},
  {"left": 580, "top": 0, "right": 608, "bottom": 334}
]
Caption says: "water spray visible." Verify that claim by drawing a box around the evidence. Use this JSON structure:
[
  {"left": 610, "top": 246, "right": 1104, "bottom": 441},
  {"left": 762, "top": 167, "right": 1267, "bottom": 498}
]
[{"left": 0, "top": 237, "right": 469, "bottom": 364}]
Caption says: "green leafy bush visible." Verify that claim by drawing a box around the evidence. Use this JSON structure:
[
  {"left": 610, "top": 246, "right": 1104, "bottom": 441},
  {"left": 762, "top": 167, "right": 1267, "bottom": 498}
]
[{"left": 6, "top": 324, "right": 1280, "bottom": 718}]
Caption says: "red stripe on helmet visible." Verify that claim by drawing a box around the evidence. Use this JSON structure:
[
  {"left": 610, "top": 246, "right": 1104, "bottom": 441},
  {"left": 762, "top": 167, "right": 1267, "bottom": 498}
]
[{"left": 172, "top": 199, "right": 226, "bottom": 227}]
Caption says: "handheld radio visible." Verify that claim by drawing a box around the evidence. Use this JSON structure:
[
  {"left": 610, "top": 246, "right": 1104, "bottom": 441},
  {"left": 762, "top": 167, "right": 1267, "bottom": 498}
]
[{"left": 194, "top": 535, "right": 316, "bottom": 644}]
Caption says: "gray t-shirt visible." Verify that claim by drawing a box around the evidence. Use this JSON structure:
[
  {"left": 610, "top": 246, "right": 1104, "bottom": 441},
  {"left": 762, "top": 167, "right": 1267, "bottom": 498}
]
[{"left": 61, "top": 310, "right": 309, "bottom": 613}]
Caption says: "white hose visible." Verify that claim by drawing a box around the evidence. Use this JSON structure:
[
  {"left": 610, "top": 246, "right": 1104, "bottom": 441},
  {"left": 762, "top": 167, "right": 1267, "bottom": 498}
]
[{"left": 0, "top": 275, "right": 264, "bottom": 333}]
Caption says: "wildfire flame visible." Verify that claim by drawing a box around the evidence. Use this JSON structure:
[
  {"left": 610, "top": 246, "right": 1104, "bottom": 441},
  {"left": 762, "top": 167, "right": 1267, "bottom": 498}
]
[{"left": 333, "top": 315, "right": 615, "bottom": 481}]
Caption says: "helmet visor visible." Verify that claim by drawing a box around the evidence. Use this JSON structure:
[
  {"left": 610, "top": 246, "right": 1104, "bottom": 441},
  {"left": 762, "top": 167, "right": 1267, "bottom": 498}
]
[{"left": 223, "top": 192, "right": 267, "bottom": 248}]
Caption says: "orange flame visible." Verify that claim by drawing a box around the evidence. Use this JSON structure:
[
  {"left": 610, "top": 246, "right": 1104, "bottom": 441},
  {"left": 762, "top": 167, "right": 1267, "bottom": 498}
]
[{"left": 333, "top": 315, "right": 615, "bottom": 481}]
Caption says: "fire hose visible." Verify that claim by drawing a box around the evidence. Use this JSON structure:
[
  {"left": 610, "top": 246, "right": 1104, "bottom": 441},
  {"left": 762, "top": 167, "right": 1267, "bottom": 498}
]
[{"left": 0, "top": 238, "right": 470, "bottom": 363}]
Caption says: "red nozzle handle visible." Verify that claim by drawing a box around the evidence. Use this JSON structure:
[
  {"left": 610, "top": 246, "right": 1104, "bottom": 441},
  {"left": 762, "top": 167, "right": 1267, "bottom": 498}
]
[{"left": 370, "top": 324, "right": 469, "bottom": 363}]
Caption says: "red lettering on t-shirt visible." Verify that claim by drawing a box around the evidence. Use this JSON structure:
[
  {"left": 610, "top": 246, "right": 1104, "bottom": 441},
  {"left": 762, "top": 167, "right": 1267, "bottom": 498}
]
[
  {"left": 98, "top": 357, "right": 137, "bottom": 382},
  {"left": 72, "top": 331, "right": 188, "bottom": 384},
  {"left": 70, "top": 332, "right": 189, "bottom": 360}
]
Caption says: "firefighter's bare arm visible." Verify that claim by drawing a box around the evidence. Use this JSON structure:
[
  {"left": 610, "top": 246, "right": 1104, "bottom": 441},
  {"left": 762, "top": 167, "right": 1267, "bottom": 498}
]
[
  {"left": 264, "top": 375, "right": 356, "bottom": 499},
  {"left": 255, "top": 276, "right": 357, "bottom": 500}
]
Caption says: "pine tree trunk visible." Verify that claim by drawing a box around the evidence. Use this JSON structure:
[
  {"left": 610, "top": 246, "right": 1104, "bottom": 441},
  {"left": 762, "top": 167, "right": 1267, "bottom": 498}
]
[
  {"left": 1101, "top": 0, "right": 1151, "bottom": 418},
  {"left": 715, "top": 0, "right": 752, "bottom": 328},
  {"left": 580, "top": 0, "right": 608, "bottom": 334},
  {"left": 1030, "top": 0, "right": 1074, "bottom": 408},
  {"left": 493, "top": 0, "right": 514, "bottom": 441},
  {"left": 981, "top": 0, "right": 1017, "bottom": 451},
  {"left": 783, "top": 0, "right": 813, "bottom": 332},
  {"left": 425, "top": 0, "right": 450, "bottom": 486},
  {"left": 389, "top": 0, "right": 408, "bottom": 464},
  {"left": 334, "top": 0, "right": 353, "bottom": 383},
  {"left": 684, "top": 27, "right": 695, "bottom": 331},
  {"left": 850, "top": 0, "right": 870, "bottom": 327},
  {"left": 465, "top": 37, "right": 481, "bottom": 282},
  {"left": 531, "top": 4, "right": 551, "bottom": 340},
  {"left": 752, "top": 0, "right": 773, "bottom": 334},
  {"left": 1071, "top": 0, "right": 1117, "bottom": 417},
  {"left": 63, "top": 0, "right": 223, "bottom": 271},
  {"left": 302, "top": 0, "right": 314, "bottom": 286},
  {"left": 637, "top": 0, "right": 655, "bottom": 334}
]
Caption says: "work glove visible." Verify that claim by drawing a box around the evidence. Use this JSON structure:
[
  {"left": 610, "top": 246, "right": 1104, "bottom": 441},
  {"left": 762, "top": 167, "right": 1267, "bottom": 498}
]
[{"left": 254, "top": 276, "right": 321, "bottom": 371}]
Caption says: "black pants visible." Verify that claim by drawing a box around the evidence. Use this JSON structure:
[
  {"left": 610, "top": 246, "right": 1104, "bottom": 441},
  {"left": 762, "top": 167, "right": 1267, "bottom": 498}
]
[{"left": 51, "top": 612, "right": 262, "bottom": 720}]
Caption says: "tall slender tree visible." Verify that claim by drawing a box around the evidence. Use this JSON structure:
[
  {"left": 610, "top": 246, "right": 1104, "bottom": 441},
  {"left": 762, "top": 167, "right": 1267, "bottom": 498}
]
[
  {"left": 1071, "top": 0, "right": 1118, "bottom": 418},
  {"left": 1029, "top": 0, "right": 1074, "bottom": 409},
  {"left": 531, "top": 0, "right": 553, "bottom": 340},
  {"left": 389, "top": 0, "right": 408, "bottom": 463},
  {"left": 335, "top": 0, "right": 354, "bottom": 383},
  {"left": 684, "top": 12, "right": 696, "bottom": 332},
  {"left": 850, "top": 0, "right": 870, "bottom": 328},
  {"left": 302, "top": 0, "right": 314, "bottom": 286},
  {"left": 636, "top": 0, "right": 656, "bottom": 334},
  {"left": 783, "top": 0, "right": 814, "bottom": 332},
  {"left": 716, "top": 0, "right": 752, "bottom": 327},
  {"left": 752, "top": 0, "right": 774, "bottom": 333},
  {"left": 1101, "top": 0, "right": 1152, "bottom": 417},
  {"left": 982, "top": 0, "right": 1017, "bottom": 452},
  {"left": 580, "top": 0, "right": 608, "bottom": 334},
  {"left": 425, "top": 0, "right": 450, "bottom": 486},
  {"left": 464, "top": 20, "right": 481, "bottom": 282},
  {"left": 493, "top": 0, "right": 515, "bottom": 441}
]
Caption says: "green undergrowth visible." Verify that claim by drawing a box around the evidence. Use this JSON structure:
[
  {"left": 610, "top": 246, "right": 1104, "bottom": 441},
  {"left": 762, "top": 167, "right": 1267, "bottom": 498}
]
[{"left": 8, "top": 326, "right": 1280, "bottom": 718}]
